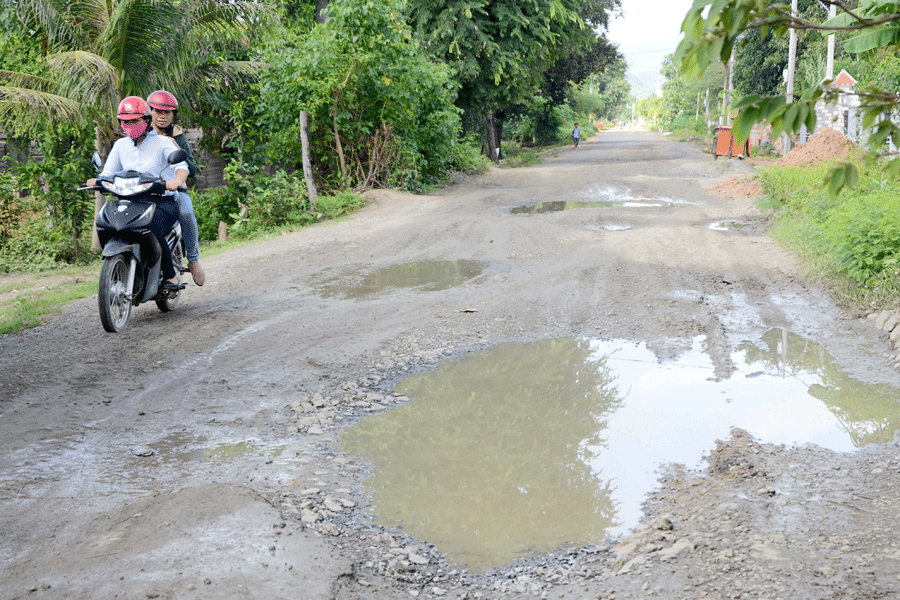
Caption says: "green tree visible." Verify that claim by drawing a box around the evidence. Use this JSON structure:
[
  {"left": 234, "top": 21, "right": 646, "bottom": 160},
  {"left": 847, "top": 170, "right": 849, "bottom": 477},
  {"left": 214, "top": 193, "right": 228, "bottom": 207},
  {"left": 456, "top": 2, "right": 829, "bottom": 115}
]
[
  {"left": 407, "top": 0, "right": 620, "bottom": 160},
  {"left": 572, "top": 56, "right": 631, "bottom": 122},
  {"left": 660, "top": 54, "right": 724, "bottom": 133},
  {"left": 260, "top": 0, "right": 461, "bottom": 190},
  {"left": 731, "top": 0, "right": 826, "bottom": 97},
  {"left": 636, "top": 96, "right": 664, "bottom": 127}
]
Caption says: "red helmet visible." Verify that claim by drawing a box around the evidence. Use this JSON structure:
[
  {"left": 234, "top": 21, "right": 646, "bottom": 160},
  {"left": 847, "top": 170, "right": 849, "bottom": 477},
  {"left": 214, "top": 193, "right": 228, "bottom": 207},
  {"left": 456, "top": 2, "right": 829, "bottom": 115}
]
[
  {"left": 147, "top": 90, "right": 178, "bottom": 111},
  {"left": 116, "top": 96, "right": 149, "bottom": 120}
]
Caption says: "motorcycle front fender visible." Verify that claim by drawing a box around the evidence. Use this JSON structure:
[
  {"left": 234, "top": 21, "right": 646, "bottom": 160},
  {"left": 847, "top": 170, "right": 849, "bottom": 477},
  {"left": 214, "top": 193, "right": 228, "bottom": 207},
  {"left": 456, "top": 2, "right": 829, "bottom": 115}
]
[{"left": 101, "top": 239, "right": 142, "bottom": 262}]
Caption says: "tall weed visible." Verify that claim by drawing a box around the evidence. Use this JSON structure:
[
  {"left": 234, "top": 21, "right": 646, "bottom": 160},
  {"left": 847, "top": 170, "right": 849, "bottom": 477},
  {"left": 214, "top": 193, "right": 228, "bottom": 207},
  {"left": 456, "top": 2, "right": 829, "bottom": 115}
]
[{"left": 760, "top": 159, "right": 900, "bottom": 306}]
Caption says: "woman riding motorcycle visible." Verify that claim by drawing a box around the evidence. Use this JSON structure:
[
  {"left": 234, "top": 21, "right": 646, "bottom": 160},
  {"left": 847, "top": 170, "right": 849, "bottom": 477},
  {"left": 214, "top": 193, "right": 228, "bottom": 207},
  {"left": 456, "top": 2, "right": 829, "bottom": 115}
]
[
  {"left": 87, "top": 96, "right": 188, "bottom": 290},
  {"left": 146, "top": 89, "right": 205, "bottom": 286}
]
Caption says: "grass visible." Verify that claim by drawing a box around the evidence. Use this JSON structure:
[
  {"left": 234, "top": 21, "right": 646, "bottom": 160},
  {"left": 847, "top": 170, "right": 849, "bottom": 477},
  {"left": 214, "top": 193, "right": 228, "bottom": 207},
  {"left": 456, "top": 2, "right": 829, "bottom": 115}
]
[
  {"left": 759, "top": 159, "right": 900, "bottom": 312},
  {"left": 0, "top": 268, "right": 97, "bottom": 335}
]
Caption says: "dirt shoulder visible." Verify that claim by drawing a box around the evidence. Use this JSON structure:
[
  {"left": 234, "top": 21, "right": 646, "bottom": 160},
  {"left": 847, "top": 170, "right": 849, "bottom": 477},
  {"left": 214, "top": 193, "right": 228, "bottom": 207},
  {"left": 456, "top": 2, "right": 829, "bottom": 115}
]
[{"left": 2, "top": 131, "right": 899, "bottom": 600}]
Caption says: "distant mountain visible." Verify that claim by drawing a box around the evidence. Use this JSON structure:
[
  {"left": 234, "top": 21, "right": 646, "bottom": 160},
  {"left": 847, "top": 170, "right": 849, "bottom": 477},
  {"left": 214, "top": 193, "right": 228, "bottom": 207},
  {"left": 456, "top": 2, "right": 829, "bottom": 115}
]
[{"left": 614, "top": 35, "right": 681, "bottom": 99}]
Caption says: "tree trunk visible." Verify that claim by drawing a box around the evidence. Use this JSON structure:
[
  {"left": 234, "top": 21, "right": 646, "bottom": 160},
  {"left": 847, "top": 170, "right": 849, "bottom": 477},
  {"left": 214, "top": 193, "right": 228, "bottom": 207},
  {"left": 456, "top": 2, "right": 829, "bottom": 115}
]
[
  {"left": 315, "top": 0, "right": 329, "bottom": 23},
  {"left": 299, "top": 110, "right": 317, "bottom": 210},
  {"left": 485, "top": 111, "right": 500, "bottom": 164},
  {"left": 333, "top": 107, "right": 347, "bottom": 178}
]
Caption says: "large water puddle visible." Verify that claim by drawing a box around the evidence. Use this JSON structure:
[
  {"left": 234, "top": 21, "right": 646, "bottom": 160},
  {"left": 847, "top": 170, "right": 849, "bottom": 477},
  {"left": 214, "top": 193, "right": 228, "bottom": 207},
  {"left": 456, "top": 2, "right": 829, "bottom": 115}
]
[
  {"left": 308, "top": 260, "right": 487, "bottom": 299},
  {"left": 341, "top": 329, "right": 900, "bottom": 570}
]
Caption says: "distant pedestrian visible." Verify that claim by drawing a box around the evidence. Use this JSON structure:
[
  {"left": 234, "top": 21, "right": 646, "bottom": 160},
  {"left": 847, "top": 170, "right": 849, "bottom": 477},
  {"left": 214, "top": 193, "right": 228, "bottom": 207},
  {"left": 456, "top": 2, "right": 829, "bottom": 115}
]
[{"left": 572, "top": 123, "right": 580, "bottom": 149}]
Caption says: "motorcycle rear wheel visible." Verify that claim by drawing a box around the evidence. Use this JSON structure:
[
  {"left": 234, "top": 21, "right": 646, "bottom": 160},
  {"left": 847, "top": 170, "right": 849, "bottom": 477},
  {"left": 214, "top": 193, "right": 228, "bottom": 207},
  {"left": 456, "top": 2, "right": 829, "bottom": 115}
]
[{"left": 98, "top": 254, "right": 132, "bottom": 332}]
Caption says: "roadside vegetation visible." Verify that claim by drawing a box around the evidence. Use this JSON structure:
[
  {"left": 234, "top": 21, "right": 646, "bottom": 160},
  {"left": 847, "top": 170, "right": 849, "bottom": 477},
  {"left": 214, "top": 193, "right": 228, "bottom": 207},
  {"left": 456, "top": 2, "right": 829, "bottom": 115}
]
[
  {"left": 759, "top": 155, "right": 900, "bottom": 310},
  {"left": 0, "top": 0, "right": 630, "bottom": 334}
]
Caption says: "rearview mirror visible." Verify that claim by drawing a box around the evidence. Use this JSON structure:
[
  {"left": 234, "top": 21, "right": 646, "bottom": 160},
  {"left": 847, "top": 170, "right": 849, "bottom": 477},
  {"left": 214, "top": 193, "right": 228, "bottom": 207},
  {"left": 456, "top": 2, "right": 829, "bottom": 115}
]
[{"left": 167, "top": 149, "right": 187, "bottom": 164}]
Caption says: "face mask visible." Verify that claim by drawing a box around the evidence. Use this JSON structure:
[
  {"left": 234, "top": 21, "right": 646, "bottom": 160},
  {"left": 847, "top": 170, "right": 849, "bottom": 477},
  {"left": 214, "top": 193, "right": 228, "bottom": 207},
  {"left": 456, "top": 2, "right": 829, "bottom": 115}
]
[{"left": 122, "top": 120, "right": 148, "bottom": 140}]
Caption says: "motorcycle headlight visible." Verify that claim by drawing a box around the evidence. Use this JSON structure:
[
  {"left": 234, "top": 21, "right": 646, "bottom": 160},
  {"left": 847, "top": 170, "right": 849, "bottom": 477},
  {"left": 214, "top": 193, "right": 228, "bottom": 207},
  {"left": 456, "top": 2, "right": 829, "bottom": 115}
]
[{"left": 106, "top": 176, "right": 152, "bottom": 195}]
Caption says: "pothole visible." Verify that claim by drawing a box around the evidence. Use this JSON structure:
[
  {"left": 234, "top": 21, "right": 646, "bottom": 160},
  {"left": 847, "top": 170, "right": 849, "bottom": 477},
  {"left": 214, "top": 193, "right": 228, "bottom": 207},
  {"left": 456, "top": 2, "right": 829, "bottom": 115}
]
[
  {"left": 589, "top": 223, "right": 633, "bottom": 231},
  {"left": 707, "top": 220, "right": 750, "bottom": 231},
  {"left": 512, "top": 200, "right": 669, "bottom": 214},
  {"left": 308, "top": 260, "right": 487, "bottom": 299},
  {"left": 512, "top": 187, "right": 697, "bottom": 214},
  {"left": 129, "top": 433, "right": 285, "bottom": 463},
  {"left": 341, "top": 329, "right": 900, "bottom": 570}
]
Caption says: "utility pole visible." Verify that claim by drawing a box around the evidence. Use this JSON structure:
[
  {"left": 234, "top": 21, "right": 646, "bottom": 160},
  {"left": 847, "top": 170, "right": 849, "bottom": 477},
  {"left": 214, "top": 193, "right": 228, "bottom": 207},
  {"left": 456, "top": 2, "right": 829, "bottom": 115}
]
[
  {"left": 722, "top": 53, "right": 734, "bottom": 126},
  {"left": 783, "top": 0, "right": 798, "bottom": 155},
  {"left": 826, "top": 1, "right": 837, "bottom": 80}
]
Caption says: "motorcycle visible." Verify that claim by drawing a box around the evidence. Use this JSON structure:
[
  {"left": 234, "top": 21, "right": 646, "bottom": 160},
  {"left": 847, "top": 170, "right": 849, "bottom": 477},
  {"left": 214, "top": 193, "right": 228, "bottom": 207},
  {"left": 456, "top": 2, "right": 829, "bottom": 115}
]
[{"left": 81, "top": 149, "right": 188, "bottom": 332}]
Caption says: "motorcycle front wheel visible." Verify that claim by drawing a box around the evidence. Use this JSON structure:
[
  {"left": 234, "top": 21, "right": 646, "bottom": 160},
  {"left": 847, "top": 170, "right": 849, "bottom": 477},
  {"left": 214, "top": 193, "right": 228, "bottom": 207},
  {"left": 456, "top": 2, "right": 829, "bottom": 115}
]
[
  {"left": 98, "top": 254, "right": 132, "bottom": 332},
  {"left": 156, "top": 240, "right": 183, "bottom": 313}
]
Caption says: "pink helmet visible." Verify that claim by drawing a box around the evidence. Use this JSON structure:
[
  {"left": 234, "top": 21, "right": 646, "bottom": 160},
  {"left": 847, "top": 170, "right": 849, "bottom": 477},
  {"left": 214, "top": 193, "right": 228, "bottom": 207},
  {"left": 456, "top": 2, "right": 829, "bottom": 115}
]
[
  {"left": 116, "top": 96, "right": 149, "bottom": 120},
  {"left": 147, "top": 90, "right": 178, "bottom": 111}
]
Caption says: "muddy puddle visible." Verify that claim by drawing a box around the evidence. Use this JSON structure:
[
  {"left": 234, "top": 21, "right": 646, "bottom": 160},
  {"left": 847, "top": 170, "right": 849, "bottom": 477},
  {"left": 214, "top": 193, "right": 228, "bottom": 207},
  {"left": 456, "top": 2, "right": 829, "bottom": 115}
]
[
  {"left": 589, "top": 224, "right": 633, "bottom": 232},
  {"left": 342, "top": 329, "right": 900, "bottom": 570},
  {"left": 512, "top": 186, "right": 695, "bottom": 215},
  {"left": 511, "top": 200, "right": 659, "bottom": 214},
  {"left": 308, "top": 260, "right": 487, "bottom": 299},
  {"left": 129, "top": 433, "right": 285, "bottom": 463},
  {"left": 707, "top": 220, "right": 750, "bottom": 231}
]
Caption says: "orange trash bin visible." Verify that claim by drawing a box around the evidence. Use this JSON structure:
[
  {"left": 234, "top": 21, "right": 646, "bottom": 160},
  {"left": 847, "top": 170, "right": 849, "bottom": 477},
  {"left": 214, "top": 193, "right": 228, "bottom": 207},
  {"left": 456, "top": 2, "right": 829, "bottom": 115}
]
[
  {"left": 713, "top": 126, "right": 750, "bottom": 159},
  {"left": 714, "top": 126, "right": 733, "bottom": 157}
]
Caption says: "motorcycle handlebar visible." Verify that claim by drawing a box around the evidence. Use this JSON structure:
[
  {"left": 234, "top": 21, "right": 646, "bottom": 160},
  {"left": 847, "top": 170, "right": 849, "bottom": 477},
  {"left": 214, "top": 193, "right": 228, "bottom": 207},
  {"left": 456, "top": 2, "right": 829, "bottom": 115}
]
[{"left": 77, "top": 182, "right": 187, "bottom": 193}]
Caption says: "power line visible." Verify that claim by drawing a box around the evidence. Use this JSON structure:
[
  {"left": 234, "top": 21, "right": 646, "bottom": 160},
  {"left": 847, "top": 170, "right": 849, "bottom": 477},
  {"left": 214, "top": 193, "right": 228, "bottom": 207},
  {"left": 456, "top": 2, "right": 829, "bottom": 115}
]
[{"left": 619, "top": 46, "right": 678, "bottom": 56}]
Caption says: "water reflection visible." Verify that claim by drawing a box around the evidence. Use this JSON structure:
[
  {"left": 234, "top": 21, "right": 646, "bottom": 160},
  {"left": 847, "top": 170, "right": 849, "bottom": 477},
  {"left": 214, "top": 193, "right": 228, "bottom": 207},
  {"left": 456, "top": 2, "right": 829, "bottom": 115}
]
[
  {"left": 342, "top": 338, "right": 624, "bottom": 569},
  {"left": 511, "top": 200, "right": 665, "bottom": 214},
  {"left": 737, "top": 328, "right": 900, "bottom": 446},
  {"left": 309, "top": 260, "right": 486, "bottom": 299},
  {"left": 343, "top": 330, "right": 900, "bottom": 570}
]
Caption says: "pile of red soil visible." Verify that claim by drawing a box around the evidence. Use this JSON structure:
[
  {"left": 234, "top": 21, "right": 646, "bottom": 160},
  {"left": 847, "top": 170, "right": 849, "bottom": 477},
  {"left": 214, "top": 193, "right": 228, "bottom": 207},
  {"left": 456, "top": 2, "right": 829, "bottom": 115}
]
[
  {"left": 776, "top": 128, "right": 860, "bottom": 167},
  {"left": 710, "top": 175, "right": 763, "bottom": 199},
  {"left": 711, "top": 128, "right": 859, "bottom": 199}
]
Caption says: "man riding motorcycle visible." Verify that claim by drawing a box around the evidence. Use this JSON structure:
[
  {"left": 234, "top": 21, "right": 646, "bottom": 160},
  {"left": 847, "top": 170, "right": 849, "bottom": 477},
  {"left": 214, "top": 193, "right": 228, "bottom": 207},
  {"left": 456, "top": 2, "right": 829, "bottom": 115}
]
[
  {"left": 146, "top": 89, "right": 205, "bottom": 286},
  {"left": 87, "top": 96, "right": 188, "bottom": 290}
]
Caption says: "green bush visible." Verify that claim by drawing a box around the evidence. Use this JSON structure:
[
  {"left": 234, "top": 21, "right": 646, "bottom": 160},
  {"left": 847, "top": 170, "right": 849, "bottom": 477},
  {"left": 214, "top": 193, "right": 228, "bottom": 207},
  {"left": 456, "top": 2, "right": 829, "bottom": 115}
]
[
  {"left": 260, "top": 0, "right": 461, "bottom": 191},
  {"left": 445, "top": 136, "right": 490, "bottom": 176},
  {"left": 0, "top": 214, "right": 80, "bottom": 272},
  {"left": 193, "top": 186, "right": 236, "bottom": 242},
  {"left": 315, "top": 191, "right": 364, "bottom": 219},
  {"left": 0, "top": 169, "right": 28, "bottom": 240},
  {"left": 193, "top": 159, "right": 367, "bottom": 241},
  {"left": 760, "top": 159, "right": 900, "bottom": 301}
]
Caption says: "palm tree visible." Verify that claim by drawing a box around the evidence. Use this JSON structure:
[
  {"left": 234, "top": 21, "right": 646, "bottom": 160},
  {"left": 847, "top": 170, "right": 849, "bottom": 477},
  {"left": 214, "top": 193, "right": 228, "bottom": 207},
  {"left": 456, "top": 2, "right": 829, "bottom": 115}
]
[
  {"left": 4, "top": 0, "right": 272, "bottom": 143},
  {"left": 2, "top": 0, "right": 273, "bottom": 246}
]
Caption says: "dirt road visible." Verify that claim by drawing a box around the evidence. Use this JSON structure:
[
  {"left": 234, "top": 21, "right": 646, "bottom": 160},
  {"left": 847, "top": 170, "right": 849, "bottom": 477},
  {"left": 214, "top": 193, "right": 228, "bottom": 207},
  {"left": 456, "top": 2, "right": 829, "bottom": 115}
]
[{"left": 3, "top": 131, "right": 900, "bottom": 600}]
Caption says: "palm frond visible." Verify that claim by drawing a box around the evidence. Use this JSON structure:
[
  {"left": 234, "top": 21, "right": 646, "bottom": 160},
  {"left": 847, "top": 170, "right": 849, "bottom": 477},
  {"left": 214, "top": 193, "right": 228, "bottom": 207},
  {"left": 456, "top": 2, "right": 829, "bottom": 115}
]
[
  {"left": 9, "top": 0, "right": 70, "bottom": 47},
  {"left": 99, "top": 0, "right": 189, "bottom": 94},
  {"left": 70, "top": 0, "right": 117, "bottom": 47},
  {"left": 47, "top": 51, "right": 119, "bottom": 115},
  {"left": 192, "top": 0, "right": 278, "bottom": 41},
  {"left": 205, "top": 60, "right": 268, "bottom": 78},
  {"left": 0, "top": 86, "right": 83, "bottom": 126},
  {"left": 0, "top": 70, "right": 59, "bottom": 93}
]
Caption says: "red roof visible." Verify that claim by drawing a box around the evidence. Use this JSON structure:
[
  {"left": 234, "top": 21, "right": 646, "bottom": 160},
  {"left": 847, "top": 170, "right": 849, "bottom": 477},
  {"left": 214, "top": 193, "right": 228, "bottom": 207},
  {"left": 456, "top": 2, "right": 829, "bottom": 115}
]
[{"left": 830, "top": 69, "right": 857, "bottom": 87}]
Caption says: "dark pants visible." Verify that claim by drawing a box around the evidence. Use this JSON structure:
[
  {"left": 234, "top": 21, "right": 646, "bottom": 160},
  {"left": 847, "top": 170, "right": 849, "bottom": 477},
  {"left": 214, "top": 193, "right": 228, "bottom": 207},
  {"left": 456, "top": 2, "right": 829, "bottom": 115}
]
[{"left": 149, "top": 198, "right": 179, "bottom": 279}]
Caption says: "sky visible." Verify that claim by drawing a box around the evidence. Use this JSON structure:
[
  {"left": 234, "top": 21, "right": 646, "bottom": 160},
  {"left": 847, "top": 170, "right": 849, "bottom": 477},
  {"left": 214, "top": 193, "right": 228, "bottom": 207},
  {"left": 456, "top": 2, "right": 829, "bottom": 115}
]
[
  {"left": 605, "top": 0, "right": 694, "bottom": 50},
  {"left": 604, "top": 0, "right": 696, "bottom": 97}
]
